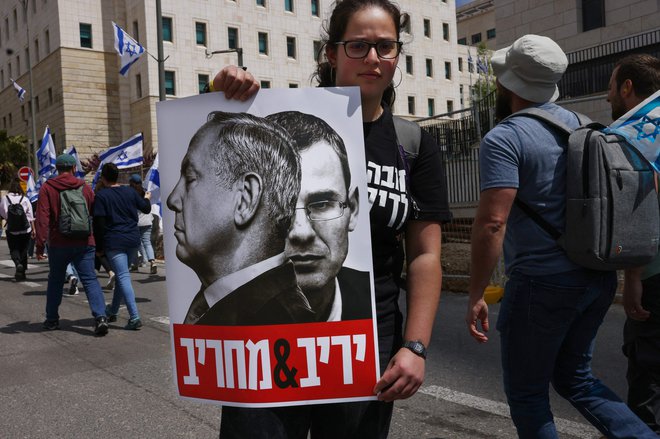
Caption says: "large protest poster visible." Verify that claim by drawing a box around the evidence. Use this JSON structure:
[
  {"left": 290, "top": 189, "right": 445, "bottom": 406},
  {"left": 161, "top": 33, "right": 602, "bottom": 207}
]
[{"left": 156, "top": 87, "right": 379, "bottom": 407}]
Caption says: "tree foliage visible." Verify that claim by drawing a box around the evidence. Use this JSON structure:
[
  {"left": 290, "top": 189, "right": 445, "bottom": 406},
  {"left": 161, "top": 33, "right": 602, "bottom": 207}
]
[{"left": 0, "top": 130, "right": 29, "bottom": 188}]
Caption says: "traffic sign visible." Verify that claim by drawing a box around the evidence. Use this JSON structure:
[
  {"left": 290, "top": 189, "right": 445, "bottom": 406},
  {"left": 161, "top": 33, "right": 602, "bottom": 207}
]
[{"left": 18, "top": 166, "right": 32, "bottom": 182}]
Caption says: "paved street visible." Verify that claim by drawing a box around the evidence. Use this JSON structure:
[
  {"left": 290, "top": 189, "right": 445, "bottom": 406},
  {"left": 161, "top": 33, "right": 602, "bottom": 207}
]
[{"left": 0, "top": 237, "right": 628, "bottom": 438}]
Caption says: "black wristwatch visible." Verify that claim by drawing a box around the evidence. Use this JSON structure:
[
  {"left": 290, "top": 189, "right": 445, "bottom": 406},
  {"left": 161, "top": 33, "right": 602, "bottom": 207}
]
[{"left": 402, "top": 340, "right": 427, "bottom": 359}]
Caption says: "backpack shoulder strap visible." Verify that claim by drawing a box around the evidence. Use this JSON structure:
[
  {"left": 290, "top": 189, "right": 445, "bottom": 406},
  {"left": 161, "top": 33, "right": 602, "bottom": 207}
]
[
  {"left": 504, "top": 107, "right": 577, "bottom": 137},
  {"left": 392, "top": 116, "right": 422, "bottom": 157}
]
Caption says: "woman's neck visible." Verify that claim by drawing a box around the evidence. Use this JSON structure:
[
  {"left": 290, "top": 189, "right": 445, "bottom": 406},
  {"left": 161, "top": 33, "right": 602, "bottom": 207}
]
[{"left": 361, "top": 99, "right": 384, "bottom": 122}]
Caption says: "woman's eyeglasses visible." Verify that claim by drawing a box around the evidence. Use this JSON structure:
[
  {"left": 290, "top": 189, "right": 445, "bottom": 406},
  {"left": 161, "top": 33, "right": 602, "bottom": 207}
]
[{"left": 335, "top": 40, "right": 402, "bottom": 59}]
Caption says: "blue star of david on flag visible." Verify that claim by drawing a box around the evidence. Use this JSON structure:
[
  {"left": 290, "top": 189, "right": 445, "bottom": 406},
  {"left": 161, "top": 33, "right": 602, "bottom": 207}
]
[
  {"left": 607, "top": 90, "right": 660, "bottom": 171},
  {"left": 632, "top": 115, "right": 660, "bottom": 142},
  {"left": 112, "top": 21, "right": 145, "bottom": 77},
  {"left": 37, "top": 126, "right": 57, "bottom": 182}
]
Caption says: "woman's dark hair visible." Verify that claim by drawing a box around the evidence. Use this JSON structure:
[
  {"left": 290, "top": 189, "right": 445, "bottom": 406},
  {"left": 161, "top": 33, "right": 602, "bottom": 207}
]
[
  {"left": 313, "top": 0, "right": 409, "bottom": 107},
  {"left": 9, "top": 177, "right": 25, "bottom": 195}
]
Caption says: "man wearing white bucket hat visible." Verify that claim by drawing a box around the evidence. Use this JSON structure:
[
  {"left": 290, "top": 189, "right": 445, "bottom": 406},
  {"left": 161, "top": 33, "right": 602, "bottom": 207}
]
[{"left": 466, "top": 35, "right": 656, "bottom": 438}]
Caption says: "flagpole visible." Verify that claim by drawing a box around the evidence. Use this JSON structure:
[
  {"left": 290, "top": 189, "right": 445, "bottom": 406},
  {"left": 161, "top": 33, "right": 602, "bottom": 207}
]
[{"left": 21, "top": 0, "right": 38, "bottom": 172}]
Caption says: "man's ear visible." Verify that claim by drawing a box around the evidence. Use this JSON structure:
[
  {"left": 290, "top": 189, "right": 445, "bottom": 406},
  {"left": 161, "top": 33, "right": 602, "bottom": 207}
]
[
  {"left": 621, "top": 78, "right": 634, "bottom": 98},
  {"left": 234, "top": 173, "right": 263, "bottom": 227},
  {"left": 347, "top": 186, "right": 359, "bottom": 232}
]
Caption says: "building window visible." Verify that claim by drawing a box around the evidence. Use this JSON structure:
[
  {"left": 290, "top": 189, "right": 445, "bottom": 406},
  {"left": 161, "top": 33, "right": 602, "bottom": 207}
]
[
  {"left": 45, "top": 29, "right": 50, "bottom": 54},
  {"left": 135, "top": 74, "right": 142, "bottom": 98},
  {"left": 285, "top": 0, "right": 294, "bottom": 12},
  {"left": 311, "top": 0, "right": 319, "bottom": 16},
  {"left": 471, "top": 32, "right": 481, "bottom": 44},
  {"left": 79, "top": 23, "right": 92, "bottom": 48},
  {"left": 286, "top": 36, "right": 296, "bottom": 59},
  {"left": 34, "top": 39, "right": 39, "bottom": 63},
  {"left": 5, "top": 17, "right": 9, "bottom": 40},
  {"left": 258, "top": 32, "right": 269, "bottom": 55},
  {"left": 9, "top": 113, "right": 12, "bottom": 128},
  {"left": 423, "top": 19, "right": 431, "bottom": 38},
  {"left": 428, "top": 98, "right": 435, "bottom": 116},
  {"left": 582, "top": 0, "right": 605, "bottom": 31},
  {"left": 133, "top": 20, "right": 140, "bottom": 43},
  {"left": 13, "top": 9, "right": 17, "bottom": 32},
  {"left": 408, "top": 96, "right": 415, "bottom": 115},
  {"left": 228, "top": 27, "right": 239, "bottom": 49},
  {"left": 195, "top": 22, "right": 207, "bottom": 46},
  {"left": 459, "top": 85, "right": 464, "bottom": 107},
  {"left": 256, "top": 0, "right": 266, "bottom": 6},
  {"left": 313, "top": 40, "right": 323, "bottom": 61},
  {"left": 405, "top": 55, "right": 413, "bottom": 74},
  {"left": 35, "top": 96, "right": 40, "bottom": 113},
  {"left": 198, "top": 74, "right": 209, "bottom": 94},
  {"left": 487, "top": 28, "right": 496, "bottom": 40},
  {"left": 0, "top": 69, "right": 3, "bottom": 89},
  {"left": 48, "top": 87, "right": 53, "bottom": 105},
  {"left": 21, "top": 106, "right": 25, "bottom": 122},
  {"left": 445, "top": 61, "right": 451, "bottom": 80},
  {"left": 442, "top": 23, "right": 449, "bottom": 41},
  {"left": 458, "top": 57, "right": 463, "bottom": 72},
  {"left": 447, "top": 100, "right": 453, "bottom": 114},
  {"left": 458, "top": 37, "right": 467, "bottom": 45},
  {"left": 8, "top": 62, "right": 12, "bottom": 78},
  {"left": 16, "top": 55, "right": 20, "bottom": 75},
  {"left": 289, "top": 83, "right": 299, "bottom": 88},
  {"left": 260, "top": 80, "right": 271, "bottom": 88},
  {"left": 162, "top": 17, "right": 173, "bottom": 42},
  {"left": 425, "top": 58, "right": 433, "bottom": 77},
  {"left": 164, "top": 70, "right": 175, "bottom": 95}
]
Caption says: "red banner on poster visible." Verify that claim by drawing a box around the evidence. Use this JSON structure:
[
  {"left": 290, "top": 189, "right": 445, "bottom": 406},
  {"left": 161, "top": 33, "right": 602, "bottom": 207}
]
[{"left": 173, "top": 319, "right": 378, "bottom": 406}]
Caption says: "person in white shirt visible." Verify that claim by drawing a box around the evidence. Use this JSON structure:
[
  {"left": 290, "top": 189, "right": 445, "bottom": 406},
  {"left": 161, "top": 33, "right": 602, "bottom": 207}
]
[{"left": 0, "top": 178, "right": 35, "bottom": 281}]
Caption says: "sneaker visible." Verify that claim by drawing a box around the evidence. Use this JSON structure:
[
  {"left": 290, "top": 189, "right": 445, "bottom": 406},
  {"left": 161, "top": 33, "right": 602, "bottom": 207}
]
[
  {"left": 129, "top": 264, "right": 139, "bottom": 272},
  {"left": 15, "top": 264, "right": 26, "bottom": 281},
  {"left": 68, "top": 277, "right": 79, "bottom": 295},
  {"left": 105, "top": 305, "right": 118, "bottom": 323},
  {"left": 95, "top": 316, "right": 109, "bottom": 336},
  {"left": 150, "top": 262, "right": 158, "bottom": 275},
  {"left": 125, "top": 317, "right": 143, "bottom": 330},
  {"left": 42, "top": 319, "right": 60, "bottom": 330},
  {"left": 105, "top": 272, "right": 116, "bottom": 290}
]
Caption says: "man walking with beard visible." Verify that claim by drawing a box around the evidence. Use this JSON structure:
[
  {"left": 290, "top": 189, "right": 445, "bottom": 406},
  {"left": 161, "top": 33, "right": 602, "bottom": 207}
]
[{"left": 466, "top": 35, "right": 656, "bottom": 438}]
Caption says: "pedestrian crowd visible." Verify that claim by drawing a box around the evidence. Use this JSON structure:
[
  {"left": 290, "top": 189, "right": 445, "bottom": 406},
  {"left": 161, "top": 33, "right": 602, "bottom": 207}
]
[
  {"left": 1, "top": 154, "right": 158, "bottom": 336},
  {"left": 1, "top": 0, "right": 659, "bottom": 436}
]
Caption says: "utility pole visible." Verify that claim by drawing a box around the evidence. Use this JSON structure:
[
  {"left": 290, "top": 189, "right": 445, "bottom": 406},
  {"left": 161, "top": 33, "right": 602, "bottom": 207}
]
[
  {"left": 156, "top": 0, "right": 166, "bottom": 101},
  {"left": 20, "top": 0, "right": 38, "bottom": 172}
]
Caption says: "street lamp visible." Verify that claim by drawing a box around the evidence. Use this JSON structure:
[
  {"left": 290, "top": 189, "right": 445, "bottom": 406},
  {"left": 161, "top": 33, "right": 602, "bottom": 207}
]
[{"left": 205, "top": 48, "right": 244, "bottom": 70}]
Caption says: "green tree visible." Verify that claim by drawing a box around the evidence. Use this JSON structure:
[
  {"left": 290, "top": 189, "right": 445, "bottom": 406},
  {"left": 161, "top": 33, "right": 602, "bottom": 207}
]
[{"left": 0, "top": 130, "right": 29, "bottom": 188}]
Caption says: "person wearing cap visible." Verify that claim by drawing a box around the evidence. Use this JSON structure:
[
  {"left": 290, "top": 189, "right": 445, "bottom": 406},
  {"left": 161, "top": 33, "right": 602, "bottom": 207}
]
[
  {"left": 465, "top": 35, "right": 657, "bottom": 438},
  {"left": 35, "top": 153, "right": 109, "bottom": 336},
  {"left": 128, "top": 173, "right": 157, "bottom": 275}
]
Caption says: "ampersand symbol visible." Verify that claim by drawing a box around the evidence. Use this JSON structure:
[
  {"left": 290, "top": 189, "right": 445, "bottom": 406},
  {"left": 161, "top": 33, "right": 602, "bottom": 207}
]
[{"left": 273, "top": 338, "right": 298, "bottom": 389}]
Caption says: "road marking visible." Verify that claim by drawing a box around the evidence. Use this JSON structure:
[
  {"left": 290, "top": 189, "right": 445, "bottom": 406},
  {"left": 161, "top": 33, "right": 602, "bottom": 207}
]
[
  {"left": 0, "top": 272, "right": 41, "bottom": 287},
  {"left": 151, "top": 316, "right": 170, "bottom": 325},
  {"left": 0, "top": 260, "right": 39, "bottom": 270},
  {"left": 418, "top": 385, "right": 599, "bottom": 439}
]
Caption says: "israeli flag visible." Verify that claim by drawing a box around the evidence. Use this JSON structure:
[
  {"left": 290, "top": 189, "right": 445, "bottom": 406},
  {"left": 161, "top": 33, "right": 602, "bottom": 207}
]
[
  {"left": 65, "top": 146, "right": 86, "bottom": 179},
  {"left": 26, "top": 171, "right": 39, "bottom": 203},
  {"left": 607, "top": 89, "right": 660, "bottom": 171},
  {"left": 37, "top": 126, "right": 57, "bottom": 183},
  {"left": 145, "top": 153, "right": 161, "bottom": 217},
  {"left": 112, "top": 21, "right": 145, "bottom": 77},
  {"left": 467, "top": 50, "right": 474, "bottom": 72},
  {"left": 10, "top": 78, "right": 26, "bottom": 102},
  {"left": 93, "top": 133, "right": 144, "bottom": 188},
  {"left": 477, "top": 56, "right": 489, "bottom": 75}
]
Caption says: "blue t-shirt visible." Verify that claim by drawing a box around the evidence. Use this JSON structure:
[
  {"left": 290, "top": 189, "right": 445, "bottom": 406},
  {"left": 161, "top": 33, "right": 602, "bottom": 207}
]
[
  {"left": 93, "top": 186, "right": 151, "bottom": 251},
  {"left": 479, "top": 102, "right": 582, "bottom": 276}
]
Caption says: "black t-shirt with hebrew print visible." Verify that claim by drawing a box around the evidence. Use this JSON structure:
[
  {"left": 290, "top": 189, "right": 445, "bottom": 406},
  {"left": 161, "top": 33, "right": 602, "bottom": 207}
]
[{"left": 364, "top": 105, "right": 452, "bottom": 360}]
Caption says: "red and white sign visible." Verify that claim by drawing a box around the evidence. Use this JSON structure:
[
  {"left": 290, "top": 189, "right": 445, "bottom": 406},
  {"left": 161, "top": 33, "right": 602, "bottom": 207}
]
[{"left": 18, "top": 166, "right": 32, "bottom": 182}]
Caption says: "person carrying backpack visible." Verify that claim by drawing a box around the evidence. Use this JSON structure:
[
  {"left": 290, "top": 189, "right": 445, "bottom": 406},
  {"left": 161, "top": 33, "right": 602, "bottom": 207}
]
[
  {"left": 466, "top": 35, "right": 657, "bottom": 438},
  {"left": 0, "top": 177, "right": 35, "bottom": 281},
  {"left": 34, "top": 154, "right": 109, "bottom": 336}
]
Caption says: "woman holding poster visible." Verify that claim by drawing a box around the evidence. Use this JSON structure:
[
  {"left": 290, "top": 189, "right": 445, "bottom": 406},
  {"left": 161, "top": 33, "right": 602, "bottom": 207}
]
[{"left": 212, "top": 0, "right": 451, "bottom": 437}]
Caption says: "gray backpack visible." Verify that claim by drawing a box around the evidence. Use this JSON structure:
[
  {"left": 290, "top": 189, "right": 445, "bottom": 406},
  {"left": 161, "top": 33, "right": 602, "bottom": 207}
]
[{"left": 512, "top": 107, "right": 659, "bottom": 271}]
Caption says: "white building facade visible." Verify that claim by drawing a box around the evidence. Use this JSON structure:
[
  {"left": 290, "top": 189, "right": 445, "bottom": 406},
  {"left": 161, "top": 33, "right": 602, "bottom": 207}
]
[{"left": 0, "top": 0, "right": 467, "bottom": 159}]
